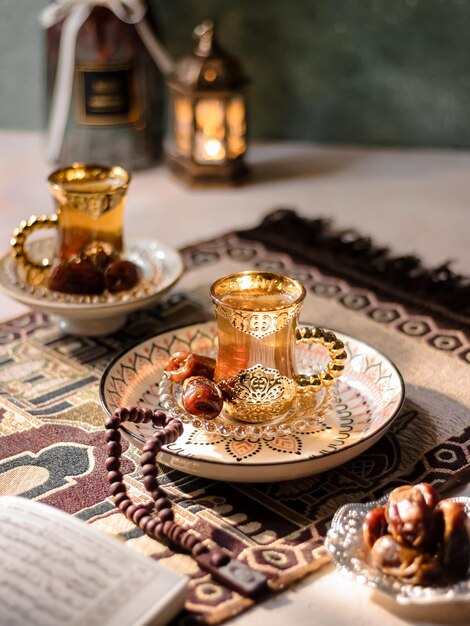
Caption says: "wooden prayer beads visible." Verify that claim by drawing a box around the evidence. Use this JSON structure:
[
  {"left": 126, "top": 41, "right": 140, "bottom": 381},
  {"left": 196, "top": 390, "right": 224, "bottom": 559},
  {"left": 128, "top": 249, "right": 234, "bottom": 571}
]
[
  {"left": 104, "top": 406, "right": 269, "bottom": 597},
  {"left": 105, "top": 407, "right": 211, "bottom": 558}
]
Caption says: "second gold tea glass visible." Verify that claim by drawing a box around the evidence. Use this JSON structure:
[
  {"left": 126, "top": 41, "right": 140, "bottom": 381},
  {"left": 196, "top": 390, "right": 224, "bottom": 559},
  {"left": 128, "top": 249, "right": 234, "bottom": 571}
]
[{"left": 11, "top": 164, "right": 129, "bottom": 276}]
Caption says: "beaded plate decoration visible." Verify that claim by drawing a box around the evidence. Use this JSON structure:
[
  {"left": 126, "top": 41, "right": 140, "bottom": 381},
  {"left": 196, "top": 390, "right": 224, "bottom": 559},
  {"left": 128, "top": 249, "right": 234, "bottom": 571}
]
[
  {"left": 159, "top": 368, "right": 338, "bottom": 439},
  {"left": 2, "top": 237, "right": 182, "bottom": 305},
  {"left": 0, "top": 238, "right": 184, "bottom": 335},
  {"left": 326, "top": 495, "right": 470, "bottom": 604},
  {"left": 100, "top": 322, "right": 405, "bottom": 482}
]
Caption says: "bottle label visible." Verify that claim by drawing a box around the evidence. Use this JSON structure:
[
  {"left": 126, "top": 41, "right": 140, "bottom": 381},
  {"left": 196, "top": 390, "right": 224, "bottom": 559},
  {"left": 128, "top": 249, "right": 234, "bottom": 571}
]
[{"left": 75, "top": 62, "right": 140, "bottom": 126}]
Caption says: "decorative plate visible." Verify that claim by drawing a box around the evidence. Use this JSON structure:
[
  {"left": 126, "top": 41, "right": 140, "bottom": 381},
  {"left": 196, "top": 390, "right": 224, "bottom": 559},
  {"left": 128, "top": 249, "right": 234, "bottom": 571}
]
[
  {"left": 100, "top": 321, "right": 405, "bottom": 482},
  {"left": 0, "top": 238, "right": 184, "bottom": 336},
  {"left": 326, "top": 495, "right": 470, "bottom": 604}
]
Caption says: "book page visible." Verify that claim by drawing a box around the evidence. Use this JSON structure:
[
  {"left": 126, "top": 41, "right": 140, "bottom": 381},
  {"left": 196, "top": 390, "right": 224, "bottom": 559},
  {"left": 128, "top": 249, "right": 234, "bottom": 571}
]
[{"left": 0, "top": 497, "right": 187, "bottom": 626}]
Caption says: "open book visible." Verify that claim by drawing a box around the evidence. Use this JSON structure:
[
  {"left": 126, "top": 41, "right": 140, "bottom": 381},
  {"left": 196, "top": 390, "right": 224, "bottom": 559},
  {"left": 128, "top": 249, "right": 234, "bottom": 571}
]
[{"left": 0, "top": 497, "right": 188, "bottom": 626}]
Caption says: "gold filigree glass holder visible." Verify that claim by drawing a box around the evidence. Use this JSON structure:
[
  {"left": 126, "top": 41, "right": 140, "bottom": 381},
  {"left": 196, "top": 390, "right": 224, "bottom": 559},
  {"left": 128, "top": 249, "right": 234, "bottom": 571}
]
[{"left": 158, "top": 343, "right": 341, "bottom": 440}]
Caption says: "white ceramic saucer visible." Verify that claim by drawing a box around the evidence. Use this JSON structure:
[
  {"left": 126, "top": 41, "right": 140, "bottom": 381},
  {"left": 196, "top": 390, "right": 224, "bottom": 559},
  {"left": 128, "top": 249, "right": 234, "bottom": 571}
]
[
  {"left": 0, "top": 238, "right": 184, "bottom": 336},
  {"left": 100, "top": 321, "right": 405, "bottom": 482}
]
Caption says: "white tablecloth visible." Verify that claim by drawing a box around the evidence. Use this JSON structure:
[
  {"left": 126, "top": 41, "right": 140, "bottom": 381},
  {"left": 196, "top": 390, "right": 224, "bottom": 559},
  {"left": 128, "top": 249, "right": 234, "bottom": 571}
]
[{"left": 0, "top": 131, "right": 469, "bottom": 626}]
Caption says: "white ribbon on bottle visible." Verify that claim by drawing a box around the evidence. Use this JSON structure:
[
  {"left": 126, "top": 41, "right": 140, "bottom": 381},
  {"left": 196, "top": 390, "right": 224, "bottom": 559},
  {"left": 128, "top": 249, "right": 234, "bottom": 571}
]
[{"left": 40, "top": 0, "right": 175, "bottom": 162}]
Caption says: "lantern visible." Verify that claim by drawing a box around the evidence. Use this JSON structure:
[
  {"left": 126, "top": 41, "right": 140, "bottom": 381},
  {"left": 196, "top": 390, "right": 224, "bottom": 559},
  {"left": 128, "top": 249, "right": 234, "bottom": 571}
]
[{"left": 167, "top": 21, "right": 249, "bottom": 185}]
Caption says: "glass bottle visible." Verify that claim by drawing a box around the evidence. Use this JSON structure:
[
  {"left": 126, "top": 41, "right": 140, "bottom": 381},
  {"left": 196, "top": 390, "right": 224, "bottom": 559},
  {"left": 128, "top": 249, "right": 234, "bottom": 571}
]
[{"left": 46, "top": 5, "right": 164, "bottom": 170}]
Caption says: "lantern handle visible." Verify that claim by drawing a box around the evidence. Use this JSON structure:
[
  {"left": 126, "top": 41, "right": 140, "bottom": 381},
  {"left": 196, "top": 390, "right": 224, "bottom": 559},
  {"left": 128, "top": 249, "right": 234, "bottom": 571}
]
[{"left": 194, "top": 20, "right": 215, "bottom": 55}]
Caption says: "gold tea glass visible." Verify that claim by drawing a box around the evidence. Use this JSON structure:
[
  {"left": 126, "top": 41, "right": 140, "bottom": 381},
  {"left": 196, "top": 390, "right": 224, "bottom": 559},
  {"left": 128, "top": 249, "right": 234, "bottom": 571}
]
[
  {"left": 10, "top": 164, "right": 130, "bottom": 274},
  {"left": 210, "top": 271, "right": 347, "bottom": 423}
]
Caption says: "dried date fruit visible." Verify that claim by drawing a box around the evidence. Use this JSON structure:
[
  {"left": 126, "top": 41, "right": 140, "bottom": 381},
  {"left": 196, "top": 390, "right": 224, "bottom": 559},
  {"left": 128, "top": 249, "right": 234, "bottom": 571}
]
[
  {"left": 415, "top": 482, "right": 439, "bottom": 509},
  {"left": 164, "top": 352, "right": 216, "bottom": 384},
  {"left": 363, "top": 506, "right": 388, "bottom": 550},
  {"left": 370, "top": 535, "right": 442, "bottom": 585},
  {"left": 436, "top": 499, "right": 470, "bottom": 579},
  {"left": 47, "top": 257, "right": 105, "bottom": 294},
  {"left": 82, "top": 241, "right": 118, "bottom": 271},
  {"left": 104, "top": 259, "right": 140, "bottom": 293},
  {"left": 385, "top": 483, "right": 436, "bottom": 549},
  {"left": 363, "top": 482, "right": 470, "bottom": 586},
  {"left": 182, "top": 376, "right": 223, "bottom": 420},
  {"left": 370, "top": 535, "right": 419, "bottom": 575}
]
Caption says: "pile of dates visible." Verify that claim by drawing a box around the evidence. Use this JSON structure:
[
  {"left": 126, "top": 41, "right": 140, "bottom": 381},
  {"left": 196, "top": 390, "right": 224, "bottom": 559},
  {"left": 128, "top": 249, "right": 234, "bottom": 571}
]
[
  {"left": 363, "top": 483, "right": 470, "bottom": 585},
  {"left": 48, "top": 242, "right": 140, "bottom": 295},
  {"left": 164, "top": 351, "right": 223, "bottom": 420}
]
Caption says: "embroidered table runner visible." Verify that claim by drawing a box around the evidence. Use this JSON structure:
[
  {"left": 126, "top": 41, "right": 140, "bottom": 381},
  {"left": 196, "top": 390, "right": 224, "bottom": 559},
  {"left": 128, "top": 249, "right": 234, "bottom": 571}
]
[{"left": 0, "top": 210, "right": 468, "bottom": 624}]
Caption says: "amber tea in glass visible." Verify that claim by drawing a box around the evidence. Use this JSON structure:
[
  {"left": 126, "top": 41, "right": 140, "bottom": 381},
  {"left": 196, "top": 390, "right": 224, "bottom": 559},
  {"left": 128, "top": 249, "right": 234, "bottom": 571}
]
[
  {"left": 10, "top": 164, "right": 131, "bottom": 294},
  {"left": 213, "top": 290, "right": 299, "bottom": 382},
  {"left": 210, "top": 271, "right": 347, "bottom": 423},
  {"left": 47, "top": 165, "right": 129, "bottom": 260}
]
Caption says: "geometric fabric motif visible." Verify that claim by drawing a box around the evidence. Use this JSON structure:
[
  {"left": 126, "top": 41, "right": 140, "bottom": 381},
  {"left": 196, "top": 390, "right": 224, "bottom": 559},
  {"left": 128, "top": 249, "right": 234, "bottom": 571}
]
[{"left": 0, "top": 213, "right": 469, "bottom": 624}]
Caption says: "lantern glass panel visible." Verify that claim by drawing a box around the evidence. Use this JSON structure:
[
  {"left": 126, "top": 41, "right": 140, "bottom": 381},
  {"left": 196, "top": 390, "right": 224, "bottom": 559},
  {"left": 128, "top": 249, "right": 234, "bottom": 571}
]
[
  {"left": 226, "top": 96, "right": 246, "bottom": 159},
  {"left": 174, "top": 96, "right": 193, "bottom": 157},
  {"left": 194, "top": 98, "right": 227, "bottom": 163}
]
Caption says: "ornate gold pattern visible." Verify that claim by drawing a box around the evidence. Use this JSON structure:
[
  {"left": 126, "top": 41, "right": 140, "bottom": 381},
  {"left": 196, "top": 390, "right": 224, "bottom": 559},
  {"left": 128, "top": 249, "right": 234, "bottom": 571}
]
[
  {"left": 211, "top": 271, "right": 305, "bottom": 339},
  {"left": 160, "top": 371, "right": 339, "bottom": 438},
  {"left": 212, "top": 272, "right": 303, "bottom": 307},
  {"left": 215, "top": 302, "right": 302, "bottom": 339},
  {"left": 56, "top": 192, "right": 126, "bottom": 218},
  {"left": 48, "top": 164, "right": 129, "bottom": 218},
  {"left": 220, "top": 363, "right": 297, "bottom": 423}
]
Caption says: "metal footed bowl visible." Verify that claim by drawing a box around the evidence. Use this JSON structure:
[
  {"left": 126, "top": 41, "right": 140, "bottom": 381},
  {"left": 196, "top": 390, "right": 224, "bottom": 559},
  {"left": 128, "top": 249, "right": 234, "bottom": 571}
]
[
  {"left": 326, "top": 495, "right": 470, "bottom": 605},
  {"left": 0, "top": 237, "right": 184, "bottom": 336}
]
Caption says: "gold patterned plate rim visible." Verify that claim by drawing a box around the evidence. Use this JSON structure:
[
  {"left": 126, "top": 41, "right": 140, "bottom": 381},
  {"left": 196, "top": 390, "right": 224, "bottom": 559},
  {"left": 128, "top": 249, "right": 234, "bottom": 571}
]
[
  {"left": 100, "top": 322, "right": 405, "bottom": 482},
  {"left": 0, "top": 237, "right": 184, "bottom": 312},
  {"left": 326, "top": 495, "right": 470, "bottom": 604}
]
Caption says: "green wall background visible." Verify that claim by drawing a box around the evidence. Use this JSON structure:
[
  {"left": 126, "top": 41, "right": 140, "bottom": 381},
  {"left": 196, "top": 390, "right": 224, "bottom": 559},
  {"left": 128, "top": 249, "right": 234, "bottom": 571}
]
[{"left": 2, "top": 0, "right": 470, "bottom": 148}]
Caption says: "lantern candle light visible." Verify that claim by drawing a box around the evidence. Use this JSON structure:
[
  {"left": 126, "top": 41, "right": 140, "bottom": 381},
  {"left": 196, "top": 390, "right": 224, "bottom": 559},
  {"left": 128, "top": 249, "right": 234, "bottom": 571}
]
[{"left": 168, "top": 21, "right": 249, "bottom": 185}]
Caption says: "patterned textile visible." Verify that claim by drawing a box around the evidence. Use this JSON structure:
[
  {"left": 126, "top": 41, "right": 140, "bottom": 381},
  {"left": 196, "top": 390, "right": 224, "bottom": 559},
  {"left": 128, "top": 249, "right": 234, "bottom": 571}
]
[{"left": 0, "top": 212, "right": 469, "bottom": 625}]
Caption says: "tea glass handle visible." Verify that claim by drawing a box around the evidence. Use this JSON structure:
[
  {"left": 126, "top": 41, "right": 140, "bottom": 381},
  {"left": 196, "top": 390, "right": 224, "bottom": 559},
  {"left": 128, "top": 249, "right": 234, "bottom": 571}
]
[
  {"left": 295, "top": 326, "right": 347, "bottom": 391},
  {"left": 10, "top": 214, "right": 58, "bottom": 271}
]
